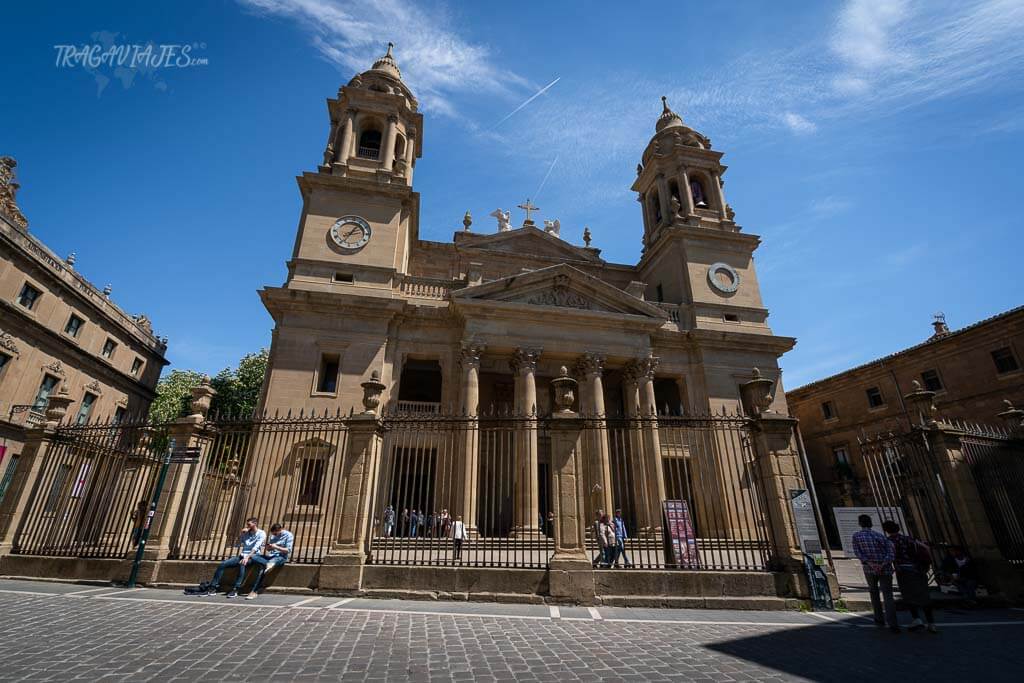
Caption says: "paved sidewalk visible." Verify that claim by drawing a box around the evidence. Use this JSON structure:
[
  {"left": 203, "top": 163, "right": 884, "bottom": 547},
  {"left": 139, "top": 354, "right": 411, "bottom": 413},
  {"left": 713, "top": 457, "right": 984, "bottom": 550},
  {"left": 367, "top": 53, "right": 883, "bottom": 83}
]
[{"left": 1, "top": 579, "right": 1022, "bottom": 681}]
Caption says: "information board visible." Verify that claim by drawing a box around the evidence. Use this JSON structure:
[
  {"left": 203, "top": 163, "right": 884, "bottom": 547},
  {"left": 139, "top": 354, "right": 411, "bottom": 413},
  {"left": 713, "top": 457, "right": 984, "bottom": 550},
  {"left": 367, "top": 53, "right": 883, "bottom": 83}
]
[
  {"left": 789, "top": 489, "right": 822, "bottom": 555},
  {"left": 833, "top": 506, "right": 907, "bottom": 555},
  {"left": 662, "top": 500, "right": 699, "bottom": 568}
]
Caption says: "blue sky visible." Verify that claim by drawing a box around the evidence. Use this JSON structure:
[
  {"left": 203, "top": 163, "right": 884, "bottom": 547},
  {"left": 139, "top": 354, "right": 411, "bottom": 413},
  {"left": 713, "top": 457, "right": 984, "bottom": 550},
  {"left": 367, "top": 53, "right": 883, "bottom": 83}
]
[{"left": 3, "top": 0, "right": 1022, "bottom": 388}]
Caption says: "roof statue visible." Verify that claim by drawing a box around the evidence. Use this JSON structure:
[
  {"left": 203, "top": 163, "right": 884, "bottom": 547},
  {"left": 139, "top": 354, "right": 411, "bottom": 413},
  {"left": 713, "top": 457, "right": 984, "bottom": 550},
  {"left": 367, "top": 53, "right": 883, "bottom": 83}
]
[
  {"left": 543, "top": 219, "right": 560, "bottom": 237},
  {"left": 0, "top": 156, "right": 29, "bottom": 231},
  {"left": 489, "top": 208, "right": 511, "bottom": 232}
]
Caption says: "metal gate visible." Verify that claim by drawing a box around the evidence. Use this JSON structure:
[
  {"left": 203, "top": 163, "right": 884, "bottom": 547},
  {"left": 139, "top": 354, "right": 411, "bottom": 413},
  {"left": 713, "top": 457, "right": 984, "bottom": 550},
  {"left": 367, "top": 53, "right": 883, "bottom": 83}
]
[
  {"left": 959, "top": 425, "right": 1024, "bottom": 565},
  {"left": 12, "top": 421, "right": 166, "bottom": 558},
  {"left": 859, "top": 429, "right": 965, "bottom": 558}
]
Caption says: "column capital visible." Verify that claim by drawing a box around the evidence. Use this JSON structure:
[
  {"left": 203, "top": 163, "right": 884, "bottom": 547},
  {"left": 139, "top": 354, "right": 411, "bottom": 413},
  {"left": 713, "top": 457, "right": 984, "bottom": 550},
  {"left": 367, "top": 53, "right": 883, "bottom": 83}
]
[
  {"left": 623, "top": 355, "right": 659, "bottom": 382},
  {"left": 387, "top": 113, "right": 399, "bottom": 124},
  {"left": 509, "top": 347, "right": 541, "bottom": 375},
  {"left": 574, "top": 352, "right": 605, "bottom": 378},
  {"left": 460, "top": 343, "right": 484, "bottom": 369}
]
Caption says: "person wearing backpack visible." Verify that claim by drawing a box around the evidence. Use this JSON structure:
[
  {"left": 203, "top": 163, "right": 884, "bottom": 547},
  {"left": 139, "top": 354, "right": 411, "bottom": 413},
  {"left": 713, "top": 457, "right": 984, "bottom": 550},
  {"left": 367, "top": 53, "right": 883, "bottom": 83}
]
[{"left": 882, "top": 520, "right": 938, "bottom": 633}]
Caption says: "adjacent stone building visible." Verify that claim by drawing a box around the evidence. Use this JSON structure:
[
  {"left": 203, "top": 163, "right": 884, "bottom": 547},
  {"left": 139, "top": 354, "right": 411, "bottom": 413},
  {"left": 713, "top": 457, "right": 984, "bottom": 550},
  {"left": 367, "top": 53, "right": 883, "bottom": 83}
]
[
  {"left": 787, "top": 308, "right": 1024, "bottom": 545},
  {"left": 0, "top": 156, "right": 169, "bottom": 496},
  {"left": 259, "top": 45, "right": 795, "bottom": 420}
]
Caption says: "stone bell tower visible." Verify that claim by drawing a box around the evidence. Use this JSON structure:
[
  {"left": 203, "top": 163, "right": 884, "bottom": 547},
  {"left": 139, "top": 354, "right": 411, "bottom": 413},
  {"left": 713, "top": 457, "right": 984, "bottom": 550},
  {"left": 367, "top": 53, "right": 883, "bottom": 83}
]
[{"left": 286, "top": 43, "right": 424, "bottom": 287}]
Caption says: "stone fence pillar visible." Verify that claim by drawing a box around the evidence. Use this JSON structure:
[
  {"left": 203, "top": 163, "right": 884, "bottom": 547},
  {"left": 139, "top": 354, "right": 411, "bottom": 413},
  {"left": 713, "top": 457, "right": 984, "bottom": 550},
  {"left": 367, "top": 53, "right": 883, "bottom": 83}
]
[
  {"left": 548, "top": 368, "right": 596, "bottom": 604},
  {"left": 740, "top": 370, "right": 810, "bottom": 597},
  {"left": 321, "top": 373, "right": 386, "bottom": 593},
  {"left": 0, "top": 387, "right": 75, "bottom": 555}
]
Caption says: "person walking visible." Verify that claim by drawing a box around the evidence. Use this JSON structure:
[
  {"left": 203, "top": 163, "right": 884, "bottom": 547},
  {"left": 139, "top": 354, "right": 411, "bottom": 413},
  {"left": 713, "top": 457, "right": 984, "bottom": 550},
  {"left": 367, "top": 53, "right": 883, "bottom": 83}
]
[
  {"left": 401, "top": 508, "right": 410, "bottom": 537},
  {"left": 852, "top": 514, "right": 899, "bottom": 632},
  {"left": 598, "top": 514, "right": 616, "bottom": 568},
  {"left": 591, "top": 509, "right": 605, "bottom": 568},
  {"left": 245, "top": 523, "right": 294, "bottom": 600},
  {"left": 204, "top": 517, "right": 266, "bottom": 598},
  {"left": 383, "top": 505, "right": 395, "bottom": 538},
  {"left": 612, "top": 509, "right": 633, "bottom": 568},
  {"left": 451, "top": 515, "right": 467, "bottom": 561},
  {"left": 410, "top": 509, "right": 420, "bottom": 538},
  {"left": 882, "top": 520, "right": 937, "bottom": 633}
]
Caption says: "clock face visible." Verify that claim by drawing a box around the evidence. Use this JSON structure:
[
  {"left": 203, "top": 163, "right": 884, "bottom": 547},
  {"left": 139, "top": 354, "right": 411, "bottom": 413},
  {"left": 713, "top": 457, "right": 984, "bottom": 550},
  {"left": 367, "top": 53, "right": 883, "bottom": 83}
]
[
  {"left": 329, "top": 216, "right": 372, "bottom": 251},
  {"left": 707, "top": 262, "right": 740, "bottom": 294}
]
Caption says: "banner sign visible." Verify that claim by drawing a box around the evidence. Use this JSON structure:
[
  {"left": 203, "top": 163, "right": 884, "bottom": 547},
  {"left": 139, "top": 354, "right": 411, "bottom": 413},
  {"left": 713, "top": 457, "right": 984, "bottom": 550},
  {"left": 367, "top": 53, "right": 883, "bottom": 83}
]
[
  {"left": 833, "top": 506, "right": 907, "bottom": 555},
  {"left": 663, "top": 500, "right": 699, "bottom": 568}
]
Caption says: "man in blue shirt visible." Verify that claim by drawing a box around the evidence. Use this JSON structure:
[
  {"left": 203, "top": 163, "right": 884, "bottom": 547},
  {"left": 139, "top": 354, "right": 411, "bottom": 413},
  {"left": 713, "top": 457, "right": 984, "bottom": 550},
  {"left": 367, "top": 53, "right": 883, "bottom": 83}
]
[
  {"left": 205, "top": 517, "right": 266, "bottom": 598},
  {"left": 245, "top": 523, "right": 294, "bottom": 600},
  {"left": 612, "top": 509, "right": 634, "bottom": 568},
  {"left": 851, "top": 514, "right": 898, "bottom": 632}
]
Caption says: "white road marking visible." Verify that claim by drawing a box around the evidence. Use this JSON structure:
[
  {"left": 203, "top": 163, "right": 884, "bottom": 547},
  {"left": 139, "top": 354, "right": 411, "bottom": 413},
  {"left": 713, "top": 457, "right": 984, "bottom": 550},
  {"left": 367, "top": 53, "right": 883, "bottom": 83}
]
[
  {"left": 0, "top": 588, "right": 59, "bottom": 597},
  {"left": 289, "top": 597, "right": 322, "bottom": 608},
  {"left": 806, "top": 611, "right": 841, "bottom": 622},
  {"left": 857, "top": 621, "right": 1024, "bottom": 628},
  {"left": 65, "top": 586, "right": 118, "bottom": 597},
  {"left": 587, "top": 607, "right": 603, "bottom": 620},
  {"left": 549, "top": 605, "right": 560, "bottom": 619},
  {"left": 326, "top": 598, "right": 355, "bottom": 609}
]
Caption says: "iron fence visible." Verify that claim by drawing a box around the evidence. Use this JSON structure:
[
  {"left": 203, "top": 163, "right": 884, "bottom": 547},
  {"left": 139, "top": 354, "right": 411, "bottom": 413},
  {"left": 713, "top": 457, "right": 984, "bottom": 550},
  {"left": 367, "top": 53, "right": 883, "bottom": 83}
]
[
  {"left": 169, "top": 412, "right": 352, "bottom": 564},
  {"left": 956, "top": 422, "right": 1024, "bottom": 565},
  {"left": 366, "top": 414, "right": 552, "bottom": 569},
  {"left": 585, "top": 414, "right": 770, "bottom": 571},
  {"left": 12, "top": 420, "right": 166, "bottom": 558}
]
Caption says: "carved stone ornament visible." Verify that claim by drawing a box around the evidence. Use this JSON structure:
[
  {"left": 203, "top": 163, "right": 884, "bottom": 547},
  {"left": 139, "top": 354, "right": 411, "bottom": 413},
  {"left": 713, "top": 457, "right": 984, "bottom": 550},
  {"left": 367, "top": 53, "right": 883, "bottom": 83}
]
[
  {"left": 189, "top": 375, "right": 217, "bottom": 419},
  {"left": 43, "top": 360, "right": 66, "bottom": 378},
  {"left": 509, "top": 348, "right": 541, "bottom": 375},
  {"left": 525, "top": 282, "right": 592, "bottom": 310},
  {"left": 0, "top": 328, "right": 19, "bottom": 356},
  {"left": 360, "top": 370, "right": 386, "bottom": 415},
  {"left": 551, "top": 366, "right": 578, "bottom": 413},
  {"left": 739, "top": 367, "right": 774, "bottom": 417},
  {"left": 84, "top": 379, "right": 102, "bottom": 395},
  {"left": 574, "top": 353, "right": 605, "bottom": 378},
  {"left": 460, "top": 343, "right": 484, "bottom": 369},
  {"left": 903, "top": 380, "right": 937, "bottom": 426},
  {"left": 45, "top": 385, "right": 74, "bottom": 424},
  {"left": 0, "top": 156, "right": 29, "bottom": 230}
]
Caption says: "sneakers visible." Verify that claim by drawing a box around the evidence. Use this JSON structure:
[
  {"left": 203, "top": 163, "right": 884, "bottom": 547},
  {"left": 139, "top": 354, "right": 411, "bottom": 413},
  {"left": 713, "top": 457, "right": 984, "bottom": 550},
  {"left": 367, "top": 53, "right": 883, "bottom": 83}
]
[
  {"left": 909, "top": 618, "right": 925, "bottom": 630},
  {"left": 227, "top": 591, "right": 239, "bottom": 598},
  {"left": 204, "top": 589, "right": 219, "bottom": 597},
  {"left": 927, "top": 624, "right": 939, "bottom": 634},
  {"left": 245, "top": 592, "right": 258, "bottom": 600}
]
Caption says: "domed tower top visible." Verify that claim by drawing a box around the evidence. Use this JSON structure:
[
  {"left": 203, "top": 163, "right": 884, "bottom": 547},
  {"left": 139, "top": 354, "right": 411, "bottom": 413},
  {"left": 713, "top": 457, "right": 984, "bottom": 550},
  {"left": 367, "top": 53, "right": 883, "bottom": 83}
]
[
  {"left": 369, "top": 42, "right": 401, "bottom": 80},
  {"left": 655, "top": 96, "right": 684, "bottom": 132}
]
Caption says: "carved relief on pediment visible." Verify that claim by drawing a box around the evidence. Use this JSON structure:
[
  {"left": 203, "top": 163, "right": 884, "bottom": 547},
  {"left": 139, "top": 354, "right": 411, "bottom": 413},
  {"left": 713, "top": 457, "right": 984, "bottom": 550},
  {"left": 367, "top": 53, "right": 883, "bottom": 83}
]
[
  {"left": 0, "top": 328, "right": 19, "bottom": 356},
  {"left": 521, "top": 287, "right": 594, "bottom": 310}
]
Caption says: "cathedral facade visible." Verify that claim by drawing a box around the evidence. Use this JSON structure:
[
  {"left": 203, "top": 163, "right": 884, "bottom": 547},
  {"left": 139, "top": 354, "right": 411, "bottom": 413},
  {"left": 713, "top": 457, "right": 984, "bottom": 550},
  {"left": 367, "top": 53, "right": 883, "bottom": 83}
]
[{"left": 258, "top": 44, "right": 795, "bottom": 426}]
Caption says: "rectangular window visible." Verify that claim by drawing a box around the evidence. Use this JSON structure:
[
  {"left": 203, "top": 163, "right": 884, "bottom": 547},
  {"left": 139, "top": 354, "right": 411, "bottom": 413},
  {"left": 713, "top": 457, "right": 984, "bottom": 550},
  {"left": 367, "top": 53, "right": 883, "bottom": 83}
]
[
  {"left": 992, "top": 347, "right": 1020, "bottom": 374},
  {"left": 656, "top": 283, "right": 664, "bottom": 303},
  {"left": 821, "top": 400, "right": 836, "bottom": 420},
  {"left": 130, "top": 358, "right": 144, "bottom": 376},
  {"left": 723, "top": 313, "right": 740, "bottom": 323},
  {"left": 333, "top": 272, "right": 354, "bottom": 283},
  {"left": 920, "top": 369, "right": 943, "bottom": 392},
  {"left": 113, "top": 406, "right": 128, "bottom": 424},
  {"left": 317, "top": 354, "right": 339, "bottom": 393},
  {"left": 101, "top": 338, "right": 117, "bottom": 360},
  {"left": 297, "top": 458, "right": 325, "bottom": 506},
  {"left": 17, "top": 283, "right": 42, "bottom": 310},
  {"left": 833, "top": 445, "right": 850, "bottom": 465},
  {"left": 34, "top": 374, "right": 60, "bottom": 410},
  {"left": 866, "top": 386, "right": 885, "bottom": 408},
  {"left": 0, "top": 455, "right": 19, "bottom": 505},
  {"left": 64, "top": 314, "right": 85, "bottom": 338},
  {"left": 76, "top": 392, "right": 97, "bottom": 424}
]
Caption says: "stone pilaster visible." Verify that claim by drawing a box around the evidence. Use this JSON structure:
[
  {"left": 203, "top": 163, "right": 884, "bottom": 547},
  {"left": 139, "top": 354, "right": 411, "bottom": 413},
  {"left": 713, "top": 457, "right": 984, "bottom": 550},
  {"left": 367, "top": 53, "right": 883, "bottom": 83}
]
[{"left": 382, "top": 114, "right": 399, "bottom": 172}]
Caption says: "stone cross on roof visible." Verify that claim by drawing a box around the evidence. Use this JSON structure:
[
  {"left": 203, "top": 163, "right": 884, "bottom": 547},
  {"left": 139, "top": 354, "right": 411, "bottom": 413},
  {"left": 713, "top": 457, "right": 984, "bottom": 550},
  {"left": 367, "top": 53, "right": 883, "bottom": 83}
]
[{"left": 517, "top": 198, "right": 539, "bottom": 226}]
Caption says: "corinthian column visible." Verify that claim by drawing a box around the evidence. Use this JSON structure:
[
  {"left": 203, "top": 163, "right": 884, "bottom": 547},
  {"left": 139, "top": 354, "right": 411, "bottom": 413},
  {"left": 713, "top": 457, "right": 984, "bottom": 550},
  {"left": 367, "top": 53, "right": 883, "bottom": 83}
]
[
  {"left": 459, "top": 343, "right": 483, "bottom": 534},
  {"left": 624, "top": 356, "right": 666, "bottom": 532},
  {"left": 382, "top": 114, "right": 399, "bottom": 172},
  {"left": 575, "top": 353, "right": 613, "bottom": 519},
  {"left": 333, "top": 109, "right": 355, "bottom": 174},
  {"left": 510, "top": 348, "right": 541, "bottom": 536}
]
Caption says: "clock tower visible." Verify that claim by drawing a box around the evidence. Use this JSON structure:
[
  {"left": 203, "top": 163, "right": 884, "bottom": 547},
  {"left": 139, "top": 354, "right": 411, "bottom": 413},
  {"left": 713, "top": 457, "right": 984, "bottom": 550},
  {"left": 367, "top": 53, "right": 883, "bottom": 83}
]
[{"left": 287, "top": 43, "right": 424, "bottom": 290}]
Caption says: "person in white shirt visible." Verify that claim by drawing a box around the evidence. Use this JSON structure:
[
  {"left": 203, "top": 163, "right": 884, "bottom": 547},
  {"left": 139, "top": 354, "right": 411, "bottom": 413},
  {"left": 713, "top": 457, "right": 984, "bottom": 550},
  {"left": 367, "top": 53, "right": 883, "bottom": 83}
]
[
  {"left": 205, "top": 517, "right": 266, "bottom": 597},
  {"left": 451, "top": 515, "right": 467, "bottom": 561}
]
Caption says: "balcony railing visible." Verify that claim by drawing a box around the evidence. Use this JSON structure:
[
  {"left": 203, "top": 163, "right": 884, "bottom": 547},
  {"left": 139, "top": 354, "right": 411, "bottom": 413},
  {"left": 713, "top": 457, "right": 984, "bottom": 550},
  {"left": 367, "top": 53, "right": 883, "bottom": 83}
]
[
  {"left": 394, "top": 400, "right": 442, "bottom": 414},
  {"left": 655, "top": 302, "right": 681, "bottom": 323},
  {"left": 5, "top": 404, "right": 46, "bottom": 428},
  {"left": 356, "top": 146, "right": 380, "bottom": 160},
  {"left": 398, "top": 276, "right": 457, "bottom": 300}
]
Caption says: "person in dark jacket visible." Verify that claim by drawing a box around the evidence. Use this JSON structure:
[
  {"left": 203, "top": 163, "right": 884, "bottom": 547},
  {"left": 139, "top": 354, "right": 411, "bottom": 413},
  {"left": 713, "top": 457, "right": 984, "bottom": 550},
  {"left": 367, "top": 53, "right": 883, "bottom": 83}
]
[
  {"left": 882, "top": 520, "right": 937, "bottom": 633},
  {"left": 941, "top": 545, "right": 979, "bottom": 604}
]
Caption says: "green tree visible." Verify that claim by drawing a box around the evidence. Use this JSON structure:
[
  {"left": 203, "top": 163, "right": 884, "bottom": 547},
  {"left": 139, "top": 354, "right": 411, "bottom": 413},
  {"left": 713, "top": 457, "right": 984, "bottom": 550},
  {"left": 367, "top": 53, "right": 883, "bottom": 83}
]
[{"left": 148, "top": 348, "right": 269, "bottom": 421}]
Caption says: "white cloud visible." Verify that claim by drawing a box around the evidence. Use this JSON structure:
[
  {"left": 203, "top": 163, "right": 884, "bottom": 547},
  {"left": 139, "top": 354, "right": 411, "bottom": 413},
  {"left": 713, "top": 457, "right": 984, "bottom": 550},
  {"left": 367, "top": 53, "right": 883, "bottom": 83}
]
[
  {"left": 782, "top": 112, "right": 817, "bottom": 135},
  {"left": 831, "top": 0, "right": 910, "bottom": 71},
  {"left": 808, "top": 196, "right": 852, "bottom": 218},
  {"left": 237, "top": 0, "right": 531, "bottom": 116}
]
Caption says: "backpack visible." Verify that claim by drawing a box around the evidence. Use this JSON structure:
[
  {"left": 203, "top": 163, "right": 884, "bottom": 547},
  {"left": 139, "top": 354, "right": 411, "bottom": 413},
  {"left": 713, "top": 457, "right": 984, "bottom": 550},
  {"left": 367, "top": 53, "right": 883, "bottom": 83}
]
[{"left": 914, "top": 541, "right": 933, "bottom": 571}]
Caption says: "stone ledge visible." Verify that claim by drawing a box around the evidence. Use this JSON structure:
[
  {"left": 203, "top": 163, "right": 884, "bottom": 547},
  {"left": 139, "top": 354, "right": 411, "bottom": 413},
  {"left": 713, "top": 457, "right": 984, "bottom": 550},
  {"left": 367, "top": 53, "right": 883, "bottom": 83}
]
[{"left": 597, "top": 594, "right": 802, "bottom": 610}]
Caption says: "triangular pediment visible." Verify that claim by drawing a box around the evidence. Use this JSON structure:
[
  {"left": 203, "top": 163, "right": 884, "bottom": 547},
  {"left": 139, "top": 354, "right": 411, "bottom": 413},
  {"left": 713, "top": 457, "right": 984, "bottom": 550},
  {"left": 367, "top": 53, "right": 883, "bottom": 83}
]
[
  {"left": 455, "top": 226, "right": 603, "bottom": 263},
  {"left": 452, "top": 264, "right": 667, "bottom": 320}
]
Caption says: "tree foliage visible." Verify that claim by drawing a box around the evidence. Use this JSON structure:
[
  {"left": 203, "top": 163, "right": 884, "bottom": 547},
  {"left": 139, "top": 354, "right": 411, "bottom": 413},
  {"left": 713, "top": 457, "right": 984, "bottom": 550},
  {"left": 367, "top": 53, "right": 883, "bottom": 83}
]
[{"left": 148, "top": 348, "right": 269, "bottom": 421}]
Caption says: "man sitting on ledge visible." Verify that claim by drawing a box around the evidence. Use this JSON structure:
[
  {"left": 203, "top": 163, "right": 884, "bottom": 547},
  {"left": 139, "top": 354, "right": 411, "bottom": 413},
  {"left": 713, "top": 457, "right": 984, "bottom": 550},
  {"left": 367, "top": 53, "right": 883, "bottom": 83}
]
[
  {"left": 245, "top": 523, "right": 294, "bottom": 600},
  {"left": 204, "top": 517, "right": 266, "bottom": 598}
]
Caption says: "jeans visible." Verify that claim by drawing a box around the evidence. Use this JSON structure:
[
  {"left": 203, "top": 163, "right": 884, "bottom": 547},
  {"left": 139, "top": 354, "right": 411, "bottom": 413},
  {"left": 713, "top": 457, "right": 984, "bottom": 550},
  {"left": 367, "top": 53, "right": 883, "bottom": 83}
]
[
  {"left": 453, "top": 538, "right": 463, "bottom": 560},
  {"left": 615, "top": 539, "right": 632, "bottom": 567},
  {"left": 249, "top": 555, "right": 288, "bottom": 593},
  {"left": 602, "top": 546, "right": 616, "bottom": 568},
  {"left": 211, "top": 556, "right": 256, "bottom": 591},
  {"left": 865, "top": 571, "right": 898, "bottom": 627},
  {"left": 384, "top": 522, "right": 393, "bottom": 538}
]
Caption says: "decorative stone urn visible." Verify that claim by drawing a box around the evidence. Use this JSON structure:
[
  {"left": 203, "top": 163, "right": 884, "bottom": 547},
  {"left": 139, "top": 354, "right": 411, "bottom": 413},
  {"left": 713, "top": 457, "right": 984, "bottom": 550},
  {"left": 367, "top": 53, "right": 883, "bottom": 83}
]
[
  {"left": 361, "top": 370, "right": 386, "bottom": 415},
  {"left": 739, "top": 368, "right": 774, "bottom": 417},
  {"left": 551, "top": 366, "right": 577, "bottom": 414},
  {"left": 44, "top": 385, "right": 75, "bottom": 426},
  {"left": 997, "top": 400, "right": 1024, "bottom": 432},
  {"left": 903, "top": 380, "right": 937, "bottom": 427},
  {"left": 189, "top": 375, "right": 217, "bottom": 419}
]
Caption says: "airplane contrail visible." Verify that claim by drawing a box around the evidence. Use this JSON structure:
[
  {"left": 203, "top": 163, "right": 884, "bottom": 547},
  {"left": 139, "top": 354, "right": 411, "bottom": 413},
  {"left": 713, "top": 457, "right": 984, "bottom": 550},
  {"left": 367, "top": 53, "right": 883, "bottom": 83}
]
[
  {"left": 534, "top": 155, "right": 559, "bottom": 199},
  {"left": 494, "top": 77, "right": 560, "bottom": 128}
]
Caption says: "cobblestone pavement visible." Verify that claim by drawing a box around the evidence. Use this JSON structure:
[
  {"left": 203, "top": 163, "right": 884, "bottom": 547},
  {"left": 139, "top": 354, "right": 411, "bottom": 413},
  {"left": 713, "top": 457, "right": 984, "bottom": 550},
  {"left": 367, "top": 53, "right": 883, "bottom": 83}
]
[{"left": 1, "top": 579, "right": 1023, "bottom": 681}]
